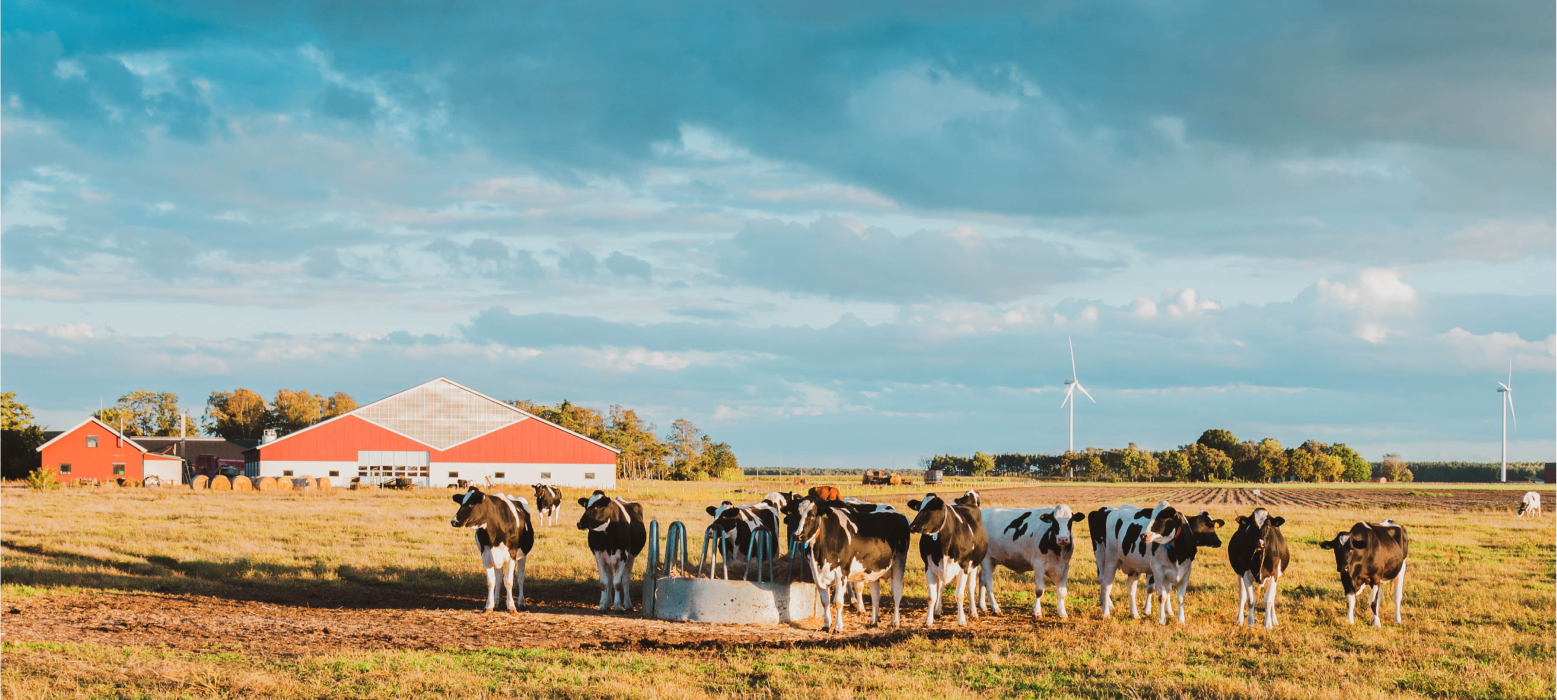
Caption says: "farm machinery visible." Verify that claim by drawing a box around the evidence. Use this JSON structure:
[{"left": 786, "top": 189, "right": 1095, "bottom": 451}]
[{"left": 860, "top": 469, "right": 913, "bottom": 486}]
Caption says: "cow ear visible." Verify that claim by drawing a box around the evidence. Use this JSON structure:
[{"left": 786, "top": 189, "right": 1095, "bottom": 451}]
[
  {"left": 1236, "top": 515, "right": 1248, "bottom": 525},
  {"left": 1213, "top": 519, "right": 1225, "bottom": 528},
  {"left": 706, "top": 506, "right": 718, "bottom": 516},
  {"left": 908, "top": 499, "right": 922, "bottom": 512},
  {"left": 577, "top": 497, "right": 590, "bottom": 508},
  {"left": 1039, "top": 512, "right": 1055, "bottom": 523},
  {"left": 1319, "top": 540, "right": 1336, "bottom": 550},
  {"left": 1271, "top": 516, "right": 1285, "bottom": 527},
  {"left": 1071, "top": 513, "right": 1087, "bottom": 523},
  {"left": 452, "top": 493, "right": 466, "bottom": 504}
]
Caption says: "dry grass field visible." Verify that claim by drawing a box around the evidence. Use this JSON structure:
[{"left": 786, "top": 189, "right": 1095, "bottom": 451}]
[{"left": 2, "top": 480, "right": 1552, "bottom": 699}]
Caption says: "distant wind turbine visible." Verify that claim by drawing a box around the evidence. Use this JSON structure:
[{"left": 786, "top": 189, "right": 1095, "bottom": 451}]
[
  {"left": 1498, "top": 360, "right": 1516, "bottom": 483},
  {"left": 1059, "top": 336, "right": 1096, "bottom": 462}
]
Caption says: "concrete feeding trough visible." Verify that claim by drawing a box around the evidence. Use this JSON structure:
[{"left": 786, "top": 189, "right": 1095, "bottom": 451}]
[{"left": 641, "top": 520, "right": 821, "bottom": 625}]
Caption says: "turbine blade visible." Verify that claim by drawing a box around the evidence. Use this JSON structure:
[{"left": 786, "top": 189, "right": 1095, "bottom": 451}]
[
  {"left": 1508, "top": 393, "right": 1516, "bottom": 428},
  {"left": 1060, "top": 385, "right": 1074, "bottom": 408},
  {"left": 1075, "top": 382, "right": 1096, "bottom": 403},
  {"left": 1069, "top": 336, "right": 1077, "bottom": 381},
  {"left": 1498, "top": 382, "right": 1510, "bottom": 392}
]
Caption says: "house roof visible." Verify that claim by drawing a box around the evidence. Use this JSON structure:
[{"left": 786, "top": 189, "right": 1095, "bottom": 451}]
[
  {"left": 249, "top": 377, "right": 621, "bottom": 454},
  {"left": 35, "top": 418, "right": 147, "bottom": 453},
  {"left": 132, "top": 437, "right": 259, "bottom": 463}
]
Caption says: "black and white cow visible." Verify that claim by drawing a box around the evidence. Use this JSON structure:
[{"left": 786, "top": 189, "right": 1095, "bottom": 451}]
[
  {"left": 1519, "top": 491, "right": 1542, "bottom": 518},
  {"left": 575, "top": 490, "right": 648, "bottom": 612},
  {"left": 532, "top": 484, "right": 562, "bottom": 527},
  {"left": 1227, "top": 508, "right": 1290, "bottom": 628},
  {"left": 450, "top": 487, "right": 535, "bottom": 612},
  {"left": 705, "top": 493, "right": 784, "bottom": 565},
  {"left": 1318, "top": 520, "right": 1409, "bottom": 626},
  {"left": 1089, "top": 501, "right": 1223, "bottom": 624},
  {"left": 792, "top": 497, "right": 910, "bottom": 632},
  {"left": 976, "top": 504, "right": 1085, "bottom": 618},
  {"left": 908, "top": 492, "right": 989, "bottom": 627}
]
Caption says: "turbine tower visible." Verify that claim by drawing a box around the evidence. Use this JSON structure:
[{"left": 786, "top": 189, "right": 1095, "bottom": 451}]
[
  {"left": 1498, "top": 360, "right": 1516, "bottom": 483},
  {"left": 1059, "top": 336, "right": 1095, "bottom": 461}
]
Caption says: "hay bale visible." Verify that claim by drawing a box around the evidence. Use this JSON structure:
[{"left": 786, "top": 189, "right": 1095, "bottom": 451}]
[
  {"left": 291, "top": 477, "right": 316, "bottom": 491},
  {"left": 190, "top": 475, "right": 209, "bottom": 490},
  {"left": 119, "top": 478, "right": 141, "bottom": 488},
  {"left": 232, "top": 476, "right": 252, "bottom": 491},
  {"left": 254, "top": 477, "right": 276, "bottom": 491},
  {"left": 315, "top": 477, "right": 332, "bottom": 491},
  {"left": 210, "top": 475, "right": 232, "bottom": 491},
  {"left": 274, "top": 477, "right": 293, "bottom": 491}
]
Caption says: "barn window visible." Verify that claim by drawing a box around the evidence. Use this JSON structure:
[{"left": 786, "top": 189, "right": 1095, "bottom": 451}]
[
  {"left": 540, "top": 472, "right": 551, "bottom": 479},
  {"left": 58, "top": 463, "right": 71, "bottom": 475},
  {"left": 328, "top": 471, "right": 339, "bottom": 477},
  {"left": 86, "top": 435, "right": 98, "bottom": 448},
  {"left": 448, "top": 471, "right": 459, "bottom": 478},
  {"left": 584, "top": 472, "right": 596, "bottom": 480},
  {"left": 283, "top": 470, "right": 294, "bottom": 477},
  {"left": 112, "top": 463, "right": 125, "bottom": 475},
  {"left": 494, "top": 472, "right": 505, "bottom": 479}
]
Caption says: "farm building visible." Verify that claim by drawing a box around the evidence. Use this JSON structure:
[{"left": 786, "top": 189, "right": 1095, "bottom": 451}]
[
  {"left": 35, "top": 417, "right": 186, "bottom": 484},
  {"left": 134, "top": 437, "right": 260, "bottom": 484},
  {"left": 241, "top": 377, "right": 620, "bottom": 488}
]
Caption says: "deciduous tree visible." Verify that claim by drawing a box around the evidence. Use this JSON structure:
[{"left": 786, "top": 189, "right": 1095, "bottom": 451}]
[
  {"left": 206, "top": 389, "right": 268, "bottom": 439},
  {"left": 1, "top": 393, "right": 46, "bottom": 480}
]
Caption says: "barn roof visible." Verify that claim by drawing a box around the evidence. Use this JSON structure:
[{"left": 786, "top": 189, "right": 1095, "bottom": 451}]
[
  {"left": 249, "top": 377, "right": 620, "bottom": 454},
  {"left": 35, "top": 418, "right": 147, "bottom": 453}
]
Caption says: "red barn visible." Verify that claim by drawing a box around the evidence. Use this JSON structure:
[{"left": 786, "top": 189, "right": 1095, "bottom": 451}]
[
  {"left": 34, "top": 417, "right": 183, "bottom": 484},
  {"left": 243, "top": 377, "right": 620, "bottom": 488}
]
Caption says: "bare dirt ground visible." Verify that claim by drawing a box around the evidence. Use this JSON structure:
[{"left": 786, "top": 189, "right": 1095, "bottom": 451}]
[{"left": 2, "top": 485, "right": 1531, "bottom": 657}]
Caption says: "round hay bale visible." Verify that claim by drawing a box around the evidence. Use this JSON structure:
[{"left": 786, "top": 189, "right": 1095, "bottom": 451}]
[
  {"left": 315, "top": 477, "right": 332, "bottom": 491},
  {"left": 143, "top": 476, "right": 161, "bottom": 488},
  {"left": 190, "top": 475, "right": 209, "bottom": 490},
  {"left": 254, "top": 477, "right": 276, "bottom": 491},
  {"left": 209, "top": 475, "right": 232, "bottom": 491},
  {"left": 349, "top": 481, "right": 364, "bottom": 490},
  {"left": 274, "top": 477, "right": 293, "bottom": 491},
  {"left": 291, "top": 477, "right": 316, "bottom": 491},
  {"left": 232, "top": 476, "right": 252, "bottom": 491}
]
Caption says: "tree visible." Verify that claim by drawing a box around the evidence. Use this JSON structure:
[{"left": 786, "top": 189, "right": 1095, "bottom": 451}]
[
  {"left": 1184, "top": 444, "right": 1233, "bottom": 481},
  {"left": 1379, "top": 452, "right": 1413, "bottom": 482},
  {"left": 269, "top": 389, "right": 322, "bottom": 435},
  {"left": 1157, "top": 450, "right": 1191, "bottom": 481},
  {"left": 1197, "top": 429, "right": 1241, "bottom": 456},
  {"left": 321, "top": 392, "right": 357, "bottom": 419},
  {"left": 94, "top": 391, "right": 190, "bottom": 436},
  {"left": 1072, "top": 450, "right": 1110, "bottom": 481},
  {"left": 604, "top": 405, "right": 666, "bottom": 478},
  {"left": 666, "top": 418, "right": 706, "bottom": 480},
  {"left": 1, "top": 393, "right": 46, "bottom": 480},
  {"left": 1328, "top": 443, "right": 1371, "bottom": 482},
  {"left": 206, "top": 389, "right": 269, "bottom": 439},
  {"left": 971, "top": 452, "right": 996, "bottom": 477},
  {"left": 701, "top": 437, "right": 740, "bottom": 480},
  {"left": 1287, "top": 449, "right": 1316, "bottom": 482},
  {"left": 1108, "top": 443, "right": 1159, "bottom": 481},
  {"left": 1312, "top": 453, "right": 1344, "bottom": 482}
]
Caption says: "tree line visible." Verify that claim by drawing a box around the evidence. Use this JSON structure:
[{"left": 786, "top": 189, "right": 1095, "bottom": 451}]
[
  {"left": 509, "top": 400, "right": 738, "bottom": 481},
  {"left": 928, "top": 429, "right": 1385, "bottom": 483}
]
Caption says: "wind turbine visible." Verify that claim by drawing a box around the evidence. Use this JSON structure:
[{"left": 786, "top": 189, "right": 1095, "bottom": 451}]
[
  {"left": 1498, "top": 360, "right": 1516, "bottom": 483},
  {"left": 1059, "top": 336, "right": 1096, "bottom": 466}
]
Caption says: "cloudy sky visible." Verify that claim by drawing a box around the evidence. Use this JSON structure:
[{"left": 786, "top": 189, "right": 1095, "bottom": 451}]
[{"left": 3, "top": 1, "right": 1553, "bottom": 466}]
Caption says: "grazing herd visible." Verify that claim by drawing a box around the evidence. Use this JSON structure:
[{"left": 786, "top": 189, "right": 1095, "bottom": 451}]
[{"left": 445, "top": 484, "right": 1546, "bottom": 632}]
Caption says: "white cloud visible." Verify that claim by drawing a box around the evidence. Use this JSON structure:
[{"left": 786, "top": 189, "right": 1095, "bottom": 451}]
[
  {"left": 1315, "top": 268, "right": 1418, "bottom": 314},
  {"left": 1436, "top": 328, "right": 1556, "bottom": 371}
]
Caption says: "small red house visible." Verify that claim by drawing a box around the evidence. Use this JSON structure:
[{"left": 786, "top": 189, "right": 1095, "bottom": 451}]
[{"left": 35, "top": 418, "right": 161, "bottom": 483}]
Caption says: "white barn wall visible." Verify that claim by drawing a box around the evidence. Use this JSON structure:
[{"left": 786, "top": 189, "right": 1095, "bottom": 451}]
[{"left": 255, "top": 459, "right": 614, "bottom": 489}]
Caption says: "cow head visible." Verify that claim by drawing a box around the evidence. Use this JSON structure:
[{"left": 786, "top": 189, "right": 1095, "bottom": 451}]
[
  {"left": 907, "top": 493, "right": 956, "bottom": 535},
  {"left": 532, "top": 484, "right": 555, "bottom": 501},
  {"left": 1188, "top": 510, "right": 1225, "bottom": 547},
  {"left": 705, "top": 500, "right": 735, "bottom": 518},
  {"left": 792, "top": 497, "right": 826, "bottom": 545},
  {"left": 1038, "top": 504, "right": 1086, "bottom": 547},
  {"left": 575, "top": 490, "right": 620, "bottom": 531},
  {"left": 1235, "top": 508, "right": 1284, "bottom": 553},
  {"left": 955, "top": 490, "right": 981, "bottom": 508},
  {"left": 762, "top": 492, "right": 788, "bottom": 510},
  {"left": 450, "top": 487, "right": 498, "bottom": 528}
]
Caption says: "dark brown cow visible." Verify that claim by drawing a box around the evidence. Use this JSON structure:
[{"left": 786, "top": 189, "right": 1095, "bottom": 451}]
[
  {"left": 1227, "top": 508, "right": 1290, "bottom": 628},
  {"left": 1318, "top": 520, "right": 1409, "bottom": 626},
  {"left": 809, "top": 485, "right": 842, "bottom": 502}
]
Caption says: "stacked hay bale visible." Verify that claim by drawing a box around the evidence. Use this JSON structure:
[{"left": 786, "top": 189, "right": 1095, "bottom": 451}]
[{"left": 190, "top": 475, "right": 209, "bottom": 490}]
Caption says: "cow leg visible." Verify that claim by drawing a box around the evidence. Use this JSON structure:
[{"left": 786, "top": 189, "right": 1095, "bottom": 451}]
[
  {"left": 978, "top": 559, "right": 999, "bottom": 615},
  {"left": 953, "top": 569, "right": 970, "bottom": 626},
  {"left": 513, "top": 555, "right": 528, "bottom": 611},
  {"left": 1033, "top": 560, "right": 1048, "bottom": 618},
  {"left": 967, "top": 567, "right": 980, "bottom": 620},
  {"left": 1263, "top": 576, "right": 1278, "bottom": 629},
  {"left": 1127, "top": 573, "right": 1142, "bottom": 619},
  {"left": 1393, "top": 562, "right": 1406, "bottom": 624},
  {"left": 483, "top": 565, "right": 499, "bottom": 612},
  {"left": 817, "top": 576, "right": 835, "bottom": 633},
  {"left": 1055, "top": 555, "right": 1072, "bottom": 620},
  {"left": 891, "top": 550, "right": 906, "bottom": 628},
  {"left": 833, "top": 581, "right": 848, "bottom": 633},
  {"left": 853, "top": 581, "right": 866, "bottom": 613},
  {"left": 594, "top": 552, "right": 612, "bottom": 611},
  {"left": 924, "top": 565, "right": 941, "bottom": 627},
  {"left": 1154, "top": 572, "right": 1169, "bottom": 625},
  {"left": 615, "top": 554, "right": 637, "bottom": 611},
  {"left": 1345, "top": 587, "right": 1357, "bottom": 625},
  {"left": 1236, "top": 571, "right": 1250, "bottom": 626},
  {"left": 1174, "top": 564, "right": 1191, "bottom": 624},
  {"left": 1369, "top": 583, "right": 1383, "bottom": 627},
  {"left": 870, "top": 579, "right": 882, "bottom": 627},
  {"left": 501, "top": 558, "right": 518, "bottom": 612},
  {"left": 1143, "top": 574, "right": 1154, "bottom": 616}
]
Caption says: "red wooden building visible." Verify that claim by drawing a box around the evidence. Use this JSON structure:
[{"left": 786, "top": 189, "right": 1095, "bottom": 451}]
[
  {"left": 243, "top": 377, "right": 620, "bottom": 488},
  {"left": 34, "top": 418, "right": 184, "bottom": 484}
]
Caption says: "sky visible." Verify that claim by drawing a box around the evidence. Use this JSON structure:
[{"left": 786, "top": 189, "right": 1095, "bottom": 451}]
[{"left": 2, "top": 0, "right": 1553, "bottom": 467}]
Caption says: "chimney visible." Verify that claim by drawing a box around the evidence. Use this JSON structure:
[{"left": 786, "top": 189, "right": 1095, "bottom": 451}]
[
  {"left": 181, "top": 413, "right": 187, "bottom": 439},
  {"left": 262, "top": 428, "right": 278, "bottom": 444}
]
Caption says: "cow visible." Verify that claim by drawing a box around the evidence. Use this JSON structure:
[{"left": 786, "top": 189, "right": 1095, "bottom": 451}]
[
  {"left": 809, "top": 485, "right": 842, "bottom": 502},
  {"left": 908, "top": 492, "right": 989, "bottom": 627},
  {"left": 532, "top": 484, "right": 562, "bottom": 527},
  {"left": 1519, "top": 491, "right": 1542, "bottom": 517},
  {"left": 449, "top": 487, "right": 535, "bottom": 612},
  {"left": 1318, "top": 520, "right": 1409, "bottom": 626},
  {"left": 1089, "top": 501, "right": 1223, "bottom": 624},
  {"left": 575, "top": 490, "right": 648, "bottom": 612},
  {"left": 976, "top": 504, "right": 1085, "bottom": 618},
  {"left": 792, "top": 497, "right": 910, "bottom": 632},
  {"left": 704, "top": 493, "right": 784, "bottom": 566},
  {"left": 1227, "top": 508, "right": 1290, "bottom": 628}
]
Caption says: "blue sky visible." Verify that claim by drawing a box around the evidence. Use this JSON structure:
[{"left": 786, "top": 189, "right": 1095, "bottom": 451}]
[{"left": 3, "top": 0, "right": 1553, "bottom": 466}]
